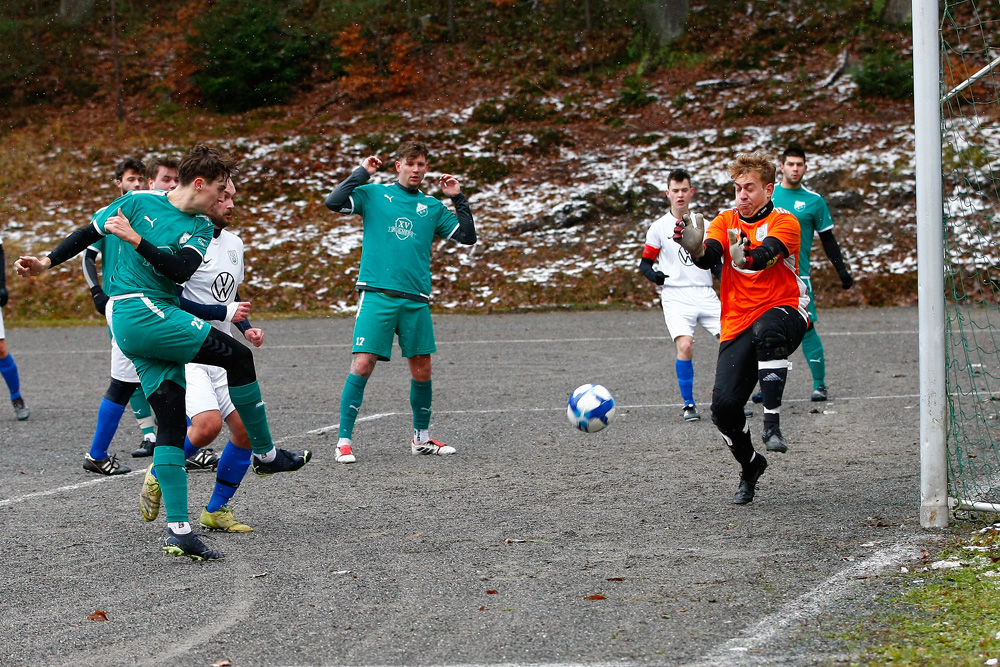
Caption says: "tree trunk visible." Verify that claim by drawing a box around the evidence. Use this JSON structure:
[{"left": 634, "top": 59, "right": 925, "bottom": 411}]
[
  {"left": 447, "top": 0, "right": 455, "bottom": 39},
  {"left": 641, "top": 0, "right": 689, "bottom": 44},
  {"left": 59, "top": 0, "right": 95, "bottom": 24},
  {"left": 883, "top": 0, "right": 911, "bottom": 25},
  {"left": 111, "top": 0, "right": 123, "bottom": 122}
]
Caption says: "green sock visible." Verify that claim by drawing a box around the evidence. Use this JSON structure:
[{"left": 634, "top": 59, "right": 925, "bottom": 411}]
[
  {"left": 130, "top": 390, "right": 156, "bottom": 439},
  {"left": 228, "top": 381, "right": 273, "bottom": 455},
  {"left": 801, "top": 326, "right": 826, "bottom": 389},
  {"left": 339, "top": 374, "right": 368, "bottom": 439},
  {"left": 411, "top": 379, "right": 432, "bottom": 430},
  {"left": 153, "top": 446, "right": 188, "bottom": 523}
]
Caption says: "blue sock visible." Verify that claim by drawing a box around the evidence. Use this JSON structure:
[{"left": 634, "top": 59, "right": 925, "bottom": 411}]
[
  {"left": 0, "top": 354, "right": 21, "bottom": 400},
  {"left": 676, "top": 358, "right": 695, "bottom": 406},
  {"left": 88, "top": 398, "right": 127, "bottom": 460},
  {"left": 206, "top": 441, "right": 251, "bottom": 513},
  {"left": 183, "top": 435, "right": 198, "bottom": 460}
]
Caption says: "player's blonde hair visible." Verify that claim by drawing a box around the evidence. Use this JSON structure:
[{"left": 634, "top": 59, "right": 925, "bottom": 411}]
[{"left": 728, "top": 151, "right": 777, "bottom": 186}]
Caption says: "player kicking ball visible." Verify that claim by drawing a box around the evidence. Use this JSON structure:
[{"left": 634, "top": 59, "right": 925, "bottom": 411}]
[
  {"left": 324, "top": 141, "right": 477, "bottom": 464},
  {"left": 16, "top": 146, "right": 311, "bottom": 560},
  {"left": 140, "top": 179, "right": 262, "bottom": 533}
]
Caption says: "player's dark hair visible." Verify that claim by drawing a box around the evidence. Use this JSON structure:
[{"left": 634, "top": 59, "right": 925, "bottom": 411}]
[
  {"left": 397, "top": 140, "right": 429, "bottom": 162},
  {"left": 145, "top": 157, "right": 179, "bottom": 182},
  {"left": 178, "top": 145, "right": 239, "bottom": 187},
  {"left": 729, "top": 151, "right": 777, "bottom": 186},
  {"left": 781, "top": 144, "right": 807, "bottom": 163},
  {"left": 667, "top": 168, "right": 692, "bottom": 188},
  {"left": 115, "top": 157, "right": 146, "bottom": 182}
]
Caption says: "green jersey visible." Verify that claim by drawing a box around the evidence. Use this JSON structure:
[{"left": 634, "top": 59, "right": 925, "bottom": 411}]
[
  {"left": 91, "top": 190, "right": 213, "bottom": 301},
  {"left": 351, "top": 182, "right": 460, "bottom": 300},
  {"left": 771, "top": 184, "right": 834, "bottom": 278}
]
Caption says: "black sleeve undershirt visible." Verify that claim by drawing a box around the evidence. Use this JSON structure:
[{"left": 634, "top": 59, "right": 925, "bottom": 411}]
[
  {"left": 47, "top": 224, "right": 103, "bottom": 267},
  {"left": 135, "top": 240, "right": 203, "bottom": 284},
  {"left": 449, "top": 193, "right": 477, "bottom": 245}
]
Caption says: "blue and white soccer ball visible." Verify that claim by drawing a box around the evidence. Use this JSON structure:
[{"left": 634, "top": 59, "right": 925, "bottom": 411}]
[{"left": 567, "top": 384, "right": 616, "bottom": 433}]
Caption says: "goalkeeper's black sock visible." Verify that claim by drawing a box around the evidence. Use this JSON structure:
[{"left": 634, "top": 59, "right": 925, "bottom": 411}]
[{"left": 758, "top": 362, "right": 789, "bottom": 412}]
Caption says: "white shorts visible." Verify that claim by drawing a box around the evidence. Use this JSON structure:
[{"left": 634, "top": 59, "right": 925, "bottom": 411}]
[
  {"left": 110, "top": 334, "right": 141, "bottom": 383},
  {"left": 0, "top": 306, "right": 5, "bottom": 339},
  {"left": 184, "top": 362, "right": 235, "bottom": 420},
  {"left": 660, "top": 286, "right": 722, "bottom": 340}
]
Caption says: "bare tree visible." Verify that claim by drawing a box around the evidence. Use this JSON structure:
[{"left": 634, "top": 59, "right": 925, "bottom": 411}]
[
  {"left": 641, "top": 0, "right": 689, "bottom": 44},
  {"left": 110, "top": 0, "right": 122, "bottom": 122},
  {"left": 447, "top": 0, "right": 455, "bottom": 39}
]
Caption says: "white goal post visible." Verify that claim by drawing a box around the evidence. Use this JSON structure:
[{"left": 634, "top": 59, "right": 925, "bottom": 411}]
[{"left": 914, "top": 0, "right": 949, "bottom": 529}]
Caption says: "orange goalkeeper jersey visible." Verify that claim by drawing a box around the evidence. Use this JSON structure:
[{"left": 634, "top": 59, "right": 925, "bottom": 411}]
[{"left": 706, "top": 206, "right": 810, "bottom": 341}]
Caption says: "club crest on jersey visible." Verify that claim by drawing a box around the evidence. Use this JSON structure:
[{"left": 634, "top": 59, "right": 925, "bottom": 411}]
[
  {"left": 416, "top": 202, "right": 428, "bottom": 217},
  {"left": 390, "top": 217, "right": 415, "bottom": 241},
  {"left": 755, "top": 224, "right": 768, "bottom": 243},
  {"left": 794, "top": 201, "right": 806, "bottom": 211},
  {"left": 228, "top": 250, "right": 238, "bottom": 265}
]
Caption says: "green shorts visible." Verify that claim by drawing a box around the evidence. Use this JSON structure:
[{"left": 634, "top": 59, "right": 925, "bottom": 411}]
[
  {"left": 108, "top": 295, "right": 212, "bottom": 396},
  {"left": 352, "top": 290, "right": 436, "bottom": 361}
]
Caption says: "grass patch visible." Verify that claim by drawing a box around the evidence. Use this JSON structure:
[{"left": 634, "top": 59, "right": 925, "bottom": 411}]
[{"left": 845, "top": 520, "right": 1000, "bottom": 665}]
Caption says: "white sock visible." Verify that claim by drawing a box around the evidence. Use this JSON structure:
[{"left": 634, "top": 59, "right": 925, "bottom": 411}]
[
  {"left": 168, "top": 522, "right": 191, "bottom": 534},
  {"left": 414, "top": 429, "right": 429, "bottom": 444},
  {"left": 338, "top": 437, "right": 352, "bottom": 449},
  {"left": 254, "top": 447, "right": 277, "bottom": 463}
]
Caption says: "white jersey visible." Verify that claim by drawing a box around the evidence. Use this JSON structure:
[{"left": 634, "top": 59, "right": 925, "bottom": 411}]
[
  {"left": 180, "top": 229, "right": 245, "bottom": 336},
  {"left": 644, "top": 210, "right": 713, "bottom": 289}
]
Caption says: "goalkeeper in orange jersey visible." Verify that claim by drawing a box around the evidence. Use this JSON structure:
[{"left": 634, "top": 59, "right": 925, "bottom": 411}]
[{"left": 673, "top": 151, "right": 810, "bottom": 505}]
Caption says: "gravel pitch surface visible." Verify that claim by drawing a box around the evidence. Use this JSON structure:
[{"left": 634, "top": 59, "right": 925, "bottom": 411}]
[{"left": 0, "top": 307, "right": 943, "bottom": 666}]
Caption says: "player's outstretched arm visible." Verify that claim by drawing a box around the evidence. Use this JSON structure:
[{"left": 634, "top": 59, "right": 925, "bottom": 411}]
[
  {"left": 819, "top": 229, "right": 853, "bottom": 289},
  {"left": 325, "top": 158, "right": 379, "bottom": 213},
  {"left": 16, "top": 223, "right": 102, "bottom": 278}
]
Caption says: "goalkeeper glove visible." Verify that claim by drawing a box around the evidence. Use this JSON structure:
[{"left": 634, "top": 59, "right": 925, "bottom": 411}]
[
  {"left": 728, "top": 229, "right": 749, "bottom": 269},
  {"left": 673, "top": 213, "right": 706, "bottom": 258}
]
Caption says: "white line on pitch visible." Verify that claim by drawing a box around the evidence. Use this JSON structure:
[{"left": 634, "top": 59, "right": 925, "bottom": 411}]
[{"left": 682, "top": 542, "right": 919, "bottom": 667}]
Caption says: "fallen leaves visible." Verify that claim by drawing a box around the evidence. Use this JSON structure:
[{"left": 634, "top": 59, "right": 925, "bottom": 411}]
[
  {"left": 87, "top": 610, "right": 108, "bottom": 622},
  {"left": 584, "top": 594, "right": 606, "bottom": 600}
]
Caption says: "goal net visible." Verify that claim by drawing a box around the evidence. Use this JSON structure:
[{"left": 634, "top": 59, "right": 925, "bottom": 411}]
[{"left": 941, "top": 0, "right": 1000, "bottom": 511}]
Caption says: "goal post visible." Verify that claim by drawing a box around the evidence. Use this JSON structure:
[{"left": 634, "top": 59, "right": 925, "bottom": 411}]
[{"left": 914, "top": 0, "right": 948, "bottom": 529}]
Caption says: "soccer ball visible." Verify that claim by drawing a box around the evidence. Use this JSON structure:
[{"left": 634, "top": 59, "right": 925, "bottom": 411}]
[{"left": 567, "top": 384, "right": 616, "bottom": 433}]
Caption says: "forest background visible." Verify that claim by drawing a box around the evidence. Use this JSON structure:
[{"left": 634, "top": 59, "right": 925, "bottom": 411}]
[{"left": 0, "top": 0, "right": 950, "bottom": 322}]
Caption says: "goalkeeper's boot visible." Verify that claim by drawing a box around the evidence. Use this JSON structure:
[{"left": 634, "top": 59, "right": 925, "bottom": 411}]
[
  {"left": 162, "top": 528, "right": 223, "bottom": 561},
  {"left": 811, "top": 385, "right": 829, "bottom": 402},
  {"left": 11, "top": 397, "right": 29, "bottom": 421},
  {"left": 139, "top": 464, "right": 161, "bottom": 522},
  {"left": 733, "top": 453, "right": 768, "bottom": 505},
  {"left": 411, "top": 438, "right": 456, "bottom": 456},
  {"left": 252, "top": 447, "right": 312, "bottom": 477},
  {"left": 83, "top": 454, "right": 131, "bottom": 476},
  {"left": 762, "top": 424, "right": 788, "bottom": 453},
  {"left": 186, "top": 448, "right": 220, "bottom": 471},
  {"left": 200, "top": 506, "right": 253, "bottom": 533}
]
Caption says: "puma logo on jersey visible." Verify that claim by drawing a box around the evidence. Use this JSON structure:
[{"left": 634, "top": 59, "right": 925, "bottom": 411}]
[
  {"left": 384, "top": 194, "right": 394, "bottom": 203},
  {"left": 144, "top": 216, "right": 156, "bottom": 227}
]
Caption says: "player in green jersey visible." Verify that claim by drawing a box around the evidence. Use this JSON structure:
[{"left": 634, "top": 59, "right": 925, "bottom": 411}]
[
  {"left": 16, "top": 145, "right": 311, "bottom": 561},
  {"left": 324, "top": 140, "right": 477, "bottom": 464},
  {"left": 770, "top": 145, "right": 853, "bottom": 402}
]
